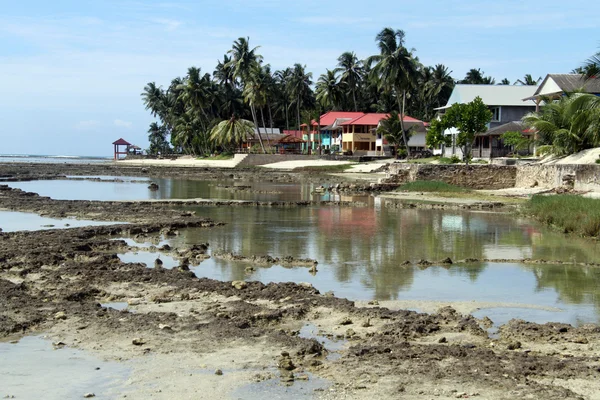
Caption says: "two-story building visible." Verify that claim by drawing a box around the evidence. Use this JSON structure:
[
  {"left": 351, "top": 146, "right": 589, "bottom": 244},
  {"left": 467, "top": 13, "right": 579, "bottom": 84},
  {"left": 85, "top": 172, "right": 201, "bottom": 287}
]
[{"left": 435, "top": 85, "right": 538, "bottom": 158}]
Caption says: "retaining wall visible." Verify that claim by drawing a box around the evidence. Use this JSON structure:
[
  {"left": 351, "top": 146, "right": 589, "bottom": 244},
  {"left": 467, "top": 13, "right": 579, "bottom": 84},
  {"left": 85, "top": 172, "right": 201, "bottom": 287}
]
[
  {"left": 386, "top": 164, "right": 517, "bottom": 190},
  {"left": 236, "top": 154, "right": 320, "bottom": 167},
  {"left": 516, "top": 164, "right": 600, "bottom": 190}
]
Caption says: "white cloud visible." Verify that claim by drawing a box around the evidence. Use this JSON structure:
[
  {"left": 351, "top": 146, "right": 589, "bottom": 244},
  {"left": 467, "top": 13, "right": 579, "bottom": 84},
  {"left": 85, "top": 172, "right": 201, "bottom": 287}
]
[
  {"left": 114, "top": 119, "right": 133, "bottom": 128},
  {"left": 75, "top": 120, "right": 100, "bottom": 130},
  {"left": 146, "top": 18, "right": 183, "bottom": 31}
]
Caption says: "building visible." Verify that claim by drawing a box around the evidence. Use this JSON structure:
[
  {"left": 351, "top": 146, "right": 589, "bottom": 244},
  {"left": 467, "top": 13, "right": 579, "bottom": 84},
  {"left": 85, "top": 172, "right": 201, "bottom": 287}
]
[
  {"left": 435, "top": 85, "right": 538, "bottom": 158},
  {"left": 318, "top": 111, "right": 365, "bottom": 153},
  {"left": 524, "top": 74, "right": 600, "bottom": 109},
  {"left": 341, "top": 113, "right": 427, "bottom": 156}
]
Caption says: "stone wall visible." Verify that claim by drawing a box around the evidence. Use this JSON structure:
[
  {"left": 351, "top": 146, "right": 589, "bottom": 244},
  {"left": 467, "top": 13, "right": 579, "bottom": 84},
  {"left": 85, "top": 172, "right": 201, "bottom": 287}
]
[
  {"left": 236, "top": 154, "right": 320, "bottom": 167},
  {"left": 516, "top": 164, "right": 600, "bottom": 190},
  {"left": 386, "top": 164, "right": 517, "bottom": 190}
]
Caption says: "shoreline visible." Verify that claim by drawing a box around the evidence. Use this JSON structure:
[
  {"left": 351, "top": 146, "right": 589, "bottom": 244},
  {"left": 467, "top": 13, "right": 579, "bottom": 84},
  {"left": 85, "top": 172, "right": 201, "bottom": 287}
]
[{"left": 2, "top": 162, "right": 600, "bottom": 398}]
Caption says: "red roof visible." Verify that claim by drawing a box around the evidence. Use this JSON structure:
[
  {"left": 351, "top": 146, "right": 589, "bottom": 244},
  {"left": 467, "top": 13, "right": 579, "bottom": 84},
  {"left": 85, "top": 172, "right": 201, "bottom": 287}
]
[
  {"left": 282, "top": 130, "right": 304, "bottom": 138},
  {"left": 341, "top": 113, "right": 424, "bottom": 126},
  {"left": 277, "top": 135, "right": 305, "bottom": 144},
  {"left": 112, "top": 138, "right": 131, "bottom": 145},
  {"left": 319, "top": 111, "right": 365, "bottom": 126}
]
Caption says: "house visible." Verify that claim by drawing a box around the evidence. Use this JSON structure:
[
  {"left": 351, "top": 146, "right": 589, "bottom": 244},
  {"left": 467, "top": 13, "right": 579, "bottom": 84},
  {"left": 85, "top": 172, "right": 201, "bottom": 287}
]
[
  {"left": 523, "top": 74, "right": 600, "bottom": 109},
  {"left": 435, "top": 85, "right": 538, "bottom": 158},
  {"left": 340, "top": 113, "right": 427, "bottom": 156},
  {"left": 318, "top": 111, "right": 365, "bottom": 153},
  {"left": 242, "top": 128, "right": 285, "bottom": 151},
  {"left": 274, "top": 135, "right": 305, "bottom": 154}
]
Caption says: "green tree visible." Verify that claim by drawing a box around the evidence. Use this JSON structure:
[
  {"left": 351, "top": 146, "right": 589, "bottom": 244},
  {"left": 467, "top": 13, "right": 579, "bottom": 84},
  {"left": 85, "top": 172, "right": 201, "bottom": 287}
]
[
  {"left": 439, "top": 96, "right": 492, "bottom": 164},
  {"left": 425, "top": 118, "right": 451, "bottom": 149},
  {"left": 210, "top": 116, "right": 255, "bottom": 150},
  {"left": 147, "top": 122, "right": 171, "bottom": 155},
  {"left": 581, "top": 48, "right": 600, "bottom": 80},
  {"left": 514, "top": 74, "right": 541, "bottom": 86},
  {"left": 501, "top": 131, "right": 532, "bottom": 156},
  {"left": 377, "top": 111, "right": 412, "bottom": 159},
  {"left": 227, "top": 37, "right": 266, "bottom": 153},
  {"left": 460, "top": 68, "right": 495, "bottom": 85},
  {"left": 499, "top": 78, "right": 511, "bottom": 85},
  {"left": 335, "top": 51, "right": 363, "bottom": 111},
  {"left": 288, "top": 63, "right": 314, "bottom": 130},
  {"left": 315, "top": 69, "right": 345, "bottom": 110},
  {"left": 369, "top": 27, "right": 418, "bottom": 156}
]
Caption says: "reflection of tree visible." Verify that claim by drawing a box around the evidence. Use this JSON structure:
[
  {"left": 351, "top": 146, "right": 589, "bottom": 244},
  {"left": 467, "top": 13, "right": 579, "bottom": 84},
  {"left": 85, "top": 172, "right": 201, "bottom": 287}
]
[
  {"left": 168, "top": 204, "right": 586, "bottom": 302},
  {"left": 528, "top": 264, "right": 600, "bottom": 311}
]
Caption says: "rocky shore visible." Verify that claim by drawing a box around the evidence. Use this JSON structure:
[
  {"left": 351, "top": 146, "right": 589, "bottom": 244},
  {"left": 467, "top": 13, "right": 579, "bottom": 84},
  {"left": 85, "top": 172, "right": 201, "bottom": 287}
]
[{"left": 2, "top": 162, "right": 600, "bottom": 399}]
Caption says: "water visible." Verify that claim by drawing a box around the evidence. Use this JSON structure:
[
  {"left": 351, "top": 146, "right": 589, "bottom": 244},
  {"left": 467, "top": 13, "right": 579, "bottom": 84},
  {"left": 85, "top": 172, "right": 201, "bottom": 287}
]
[
  {"left": 6, "top": 178, "right": 325, "bottom": 202},
  {"left": 112, "top": 206, "right": 600, "bottom": 326},
  {"left": 0, "top": 154, "right": 111, "bottom": 164},
  {"left": 0, "top": 211, "right": 123, "bottom": 232},
  {"left": 5, "top": 175, "right": 600, "bottom": 326},
  {"left": 0, "top": 336, "right": 128, "bottom": 399}
]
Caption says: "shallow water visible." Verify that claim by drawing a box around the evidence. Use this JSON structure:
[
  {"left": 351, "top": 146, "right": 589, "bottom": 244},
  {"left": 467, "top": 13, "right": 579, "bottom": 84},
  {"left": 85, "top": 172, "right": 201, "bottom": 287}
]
[
  {"left": 6, "top": 177, "right": 326, "bottom": 202},
  {"left": 0, "top": 210, "right": 122, "bottom": 232},
  {"left": 0, "top": 336, "right": 128, "bottom": 399},
  {"left": 113, "top": 206, "right": 600, "bottom": 326}
]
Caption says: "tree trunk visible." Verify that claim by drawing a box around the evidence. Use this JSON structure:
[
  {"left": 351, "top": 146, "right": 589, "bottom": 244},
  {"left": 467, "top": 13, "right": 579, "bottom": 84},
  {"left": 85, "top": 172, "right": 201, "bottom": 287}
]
[
  {"left": 353, "top": 89, "right": 358, "bottom": 111},
  {"left": 251, "top": 105, "right": 266, "bottom": 154},
  {"left": 395, "top": 144, "right": 399, "bottom": 159},
  {"left": 398, "top": 88, "right": 411, "bottom": 157},
  {"left": 260, "top": 108, "right": 270, "bottom": 146}
]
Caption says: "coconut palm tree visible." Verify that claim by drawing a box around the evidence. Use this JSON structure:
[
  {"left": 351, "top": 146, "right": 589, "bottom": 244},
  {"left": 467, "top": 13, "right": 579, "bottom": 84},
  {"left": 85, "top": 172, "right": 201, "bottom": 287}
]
[
  {"left": 147, "top": 122, "right": 171, "bottom": 155},
  {"left": 141, "top": 82, "right": 165, "bottom": 119},
  {"left": 460, "top": 68, "right": 495, "bottom": 84},
  {"left": 210, "top": 115, "right": 255, "bottom": 150},
  {"left": 288, "top": 63, "right": 314, "bottom": 130},
  {"left": 581, "top": 48, "right": 600, "bottom": 80},
  {"left": 514, "top": 74, "right": 541, "bottom": 86},
  {"left": 315, "top": 69, "right": 345, "bottom": 110},
  {"left": 499, "top": 78, "right": 511, "bottom": 85},
  {"left": 376, "top": 111, "right": 412, "bottom": 159},
  {"left": 368, "top": 27, "right": 418, "bottom": 156},
  {"left": 335, "top": 51, "right": 363, "bottom": 111},
  {"left": 227, "top": 37, "right": 266, "bottom": 153}
]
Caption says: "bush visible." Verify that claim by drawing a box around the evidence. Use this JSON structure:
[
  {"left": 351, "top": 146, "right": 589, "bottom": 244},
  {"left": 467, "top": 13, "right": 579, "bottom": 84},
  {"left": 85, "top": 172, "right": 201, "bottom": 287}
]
[{"left": 450, "top": 155, "right": 461, "bottom": 164}]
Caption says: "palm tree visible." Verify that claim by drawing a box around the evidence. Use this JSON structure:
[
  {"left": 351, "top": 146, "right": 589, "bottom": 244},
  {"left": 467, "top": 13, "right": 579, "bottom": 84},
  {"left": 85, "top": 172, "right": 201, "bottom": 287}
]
[
  {"left": 580, "top": 47, "right": 600, "bottom": 80},
  {"left": 288, "top": 63, "right": 314, "bottom": 130},
  {"left": 147, "top": 122, "right": 171, "bottom": 155},
  {"left": 368, "top": 27, "right": 418, "bottom": 156},
  {"left": 376, "top": 111, "right": 412, "bottom": 159},
  {"left": 460, "top": 68, "right": 495, "bottom": 84},
  {"left": 315, "top": 69, "right": 345, "bottom": 110},
  {"left": 227, "top": 37, "right": 266, "bottom": 153},
  {"left": 499, "top": 78, "right": 511, "bottom": 85},
  {"left": 243, "top": 63, "right": 271, "bottom": 145},
  {"left": 141, "top": 82, "right": 165, "bottom": 119},
  {"left": 515, "top": 74, "right": 541, "bottom": 86},
  {"left": 214, "top": 54, "right": 236, "bottom": 87},
  {"left": 335, "top": 51, "right": 363, "bottom": 111},
  {"left": 522, "top": 93, "right": 599, "bottom": 156},
  {"left": 210, "top": 115, "right": 255, "bottom": 150}
]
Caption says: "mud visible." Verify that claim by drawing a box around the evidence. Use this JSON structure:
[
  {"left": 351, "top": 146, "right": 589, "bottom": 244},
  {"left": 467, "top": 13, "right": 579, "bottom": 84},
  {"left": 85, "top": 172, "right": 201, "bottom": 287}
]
[{"left": 2, "top": 163, "right": 600, "bottom": 398}]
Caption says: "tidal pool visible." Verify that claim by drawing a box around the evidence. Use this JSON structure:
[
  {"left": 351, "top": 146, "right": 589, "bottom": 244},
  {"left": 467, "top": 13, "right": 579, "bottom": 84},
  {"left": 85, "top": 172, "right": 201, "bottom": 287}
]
[
  {"left": 114, "top": 205, "right": 600, "bottom": 326},
  {"left": 0, "top": 210, "right": 122, "bottom": 232},
  {"left": 0, "top": 336, "right": 129, "bottom": 399},
  {"left": 6, "top": 177, "right": 327, "bottom": 202}
]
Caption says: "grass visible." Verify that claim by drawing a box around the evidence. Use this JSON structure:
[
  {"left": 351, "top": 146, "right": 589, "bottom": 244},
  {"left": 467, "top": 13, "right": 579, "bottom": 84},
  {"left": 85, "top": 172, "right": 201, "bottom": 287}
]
[
  {"left": 198, "top": 153, "right": 234, "bottom": 160},
  {"left": 294, "top": 164, "right": 355, "bottom": 172},
  {"left": 397, "top": 180, "right": 469, "bottom": 193},
  {"left": 525, "top": 195, "right": 600, "bottom": 237}
]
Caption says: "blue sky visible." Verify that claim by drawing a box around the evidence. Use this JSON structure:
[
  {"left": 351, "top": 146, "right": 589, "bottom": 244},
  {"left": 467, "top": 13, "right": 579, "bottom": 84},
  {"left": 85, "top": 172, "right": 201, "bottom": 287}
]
[{"left": 1, "top": 0, "right": 598, "bottom": 156}]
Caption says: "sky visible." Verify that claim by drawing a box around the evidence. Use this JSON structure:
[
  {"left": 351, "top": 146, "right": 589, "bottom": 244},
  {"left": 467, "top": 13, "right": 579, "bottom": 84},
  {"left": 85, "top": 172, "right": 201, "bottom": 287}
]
[{"left": 1, "top": 1, "right": 598, "bottom": 156}]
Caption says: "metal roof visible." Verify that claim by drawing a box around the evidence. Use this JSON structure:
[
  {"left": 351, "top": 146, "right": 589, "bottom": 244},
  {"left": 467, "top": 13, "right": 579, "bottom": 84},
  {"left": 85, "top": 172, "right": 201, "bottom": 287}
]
[
  {"left": 436, "top": 85, "right": 539, "bottom": 109},
  {"left": 530, "top": 74, "right": 600, "bottom": 98},
  {"left": 476, "top": 121, "right": 531, "bottom": 136},
  {"left": 341, "top": 113, "right": 423, "bottom": 126}
]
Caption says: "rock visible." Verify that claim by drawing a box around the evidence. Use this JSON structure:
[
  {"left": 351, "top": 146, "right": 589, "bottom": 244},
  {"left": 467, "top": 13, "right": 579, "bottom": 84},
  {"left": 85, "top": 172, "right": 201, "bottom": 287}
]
[
  {"left": 361, "top": 319, "right": 372, "bottom": 328},
  {"left": 127, "top": 299, "right": 140, "bottom": 306},
  {"left": 507, "top": 341, "right": 522, "bottom": 350},
  {"left": 481, "top": 316, "right": 494, "bottom": 328},
  {"left": 440, "top": 257, "right": 453, "bottom": 264},
  {"left": 178, "top": 264, "right": 190, "bottom": 271},
  {"left": 368, "top": 300, "right": 379, "bottom": 306},
  {"left": 245, "top": 266, "right": 255, "bottom": 273},
  {"left": 158, "top": 324, "right": 172, "bottom": 331},
  {"left": 148, "top": 182, "right": 159, "bottom": 190},
  {"left": 83, "top": 394, "right": 96, "bottom": 398},
  {"left": 339, "top": 317, "right": 353, "bottom": 326},
  {"left": 308, "top": 265, "right": 318, "bottom": 274},
  {"left": 54, "top": 311, "right": 67, "bottom": 320},
  {"left": 438, "top": 337, "right": 447, "bottom": 343},
  {"left": 278, "top": 357, "right": 295, "bottom": 371},
  {"left": 573, "top": 337, "right": 589, "bottom": 344},
  {"left": 232, "top": 280, "right": 247, "bottom": 290},
  {"left": 132, "top": 338, "right": 146, "bottom": 346},
  {"left": 455, "top": 392, "right": 467, "bottom": 398},
  {"left": 346, "top": 328, "right": 356, "bottom": 337},
  {"left": 52, "top": 341, "right": 66, "bottom": 348},
  {"left": 298, "top": 282, "right": 313, "bottom": 289},
  {"left": 215, "top": 369, "right": 223, "bottom": 376},
  {"left": 154, "top": 258, "right": 163, "bottom": 269}
]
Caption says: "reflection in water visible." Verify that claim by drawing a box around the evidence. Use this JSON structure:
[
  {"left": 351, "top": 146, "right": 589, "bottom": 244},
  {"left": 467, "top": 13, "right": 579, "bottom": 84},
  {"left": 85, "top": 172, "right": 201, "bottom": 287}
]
[
  {"left": 137, "top": 206, "right": 600, "bottom": 325},
  {"left": 6, "top": 178, "right": 325, "bottom": 202}
]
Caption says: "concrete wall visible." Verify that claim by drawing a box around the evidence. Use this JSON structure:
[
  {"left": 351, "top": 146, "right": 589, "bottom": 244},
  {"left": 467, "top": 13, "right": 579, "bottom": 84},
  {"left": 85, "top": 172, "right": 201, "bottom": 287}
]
[
  {"left": 387, "top": 164, "right": 517, "bottom": 190},
  {"left": 516, "top": 164, "right": 600, "bottom": 190},
  {"left": 236, "top": 154, "right": 320, "bottom": 167}
]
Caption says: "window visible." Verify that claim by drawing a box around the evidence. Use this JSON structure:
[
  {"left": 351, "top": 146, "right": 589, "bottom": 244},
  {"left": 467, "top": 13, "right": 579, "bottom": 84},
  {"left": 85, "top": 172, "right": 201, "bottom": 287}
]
[{"left": 490, "top": 107, "right": 501, "bottom": 122}]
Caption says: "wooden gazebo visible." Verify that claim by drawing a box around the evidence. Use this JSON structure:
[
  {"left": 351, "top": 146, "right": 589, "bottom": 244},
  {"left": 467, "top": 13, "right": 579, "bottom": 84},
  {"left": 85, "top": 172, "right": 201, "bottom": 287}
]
[{"left": 112, "top": 138, "right": 131, "bottom": 160}]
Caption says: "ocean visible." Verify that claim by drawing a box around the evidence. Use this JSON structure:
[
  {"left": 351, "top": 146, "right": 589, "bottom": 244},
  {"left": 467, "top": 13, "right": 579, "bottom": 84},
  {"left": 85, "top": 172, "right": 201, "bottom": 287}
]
[{"left": 0, "top": 154, "right": 112, "bottom": 164}]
